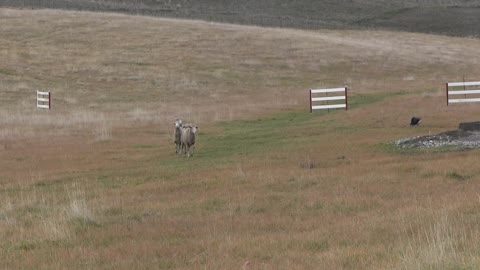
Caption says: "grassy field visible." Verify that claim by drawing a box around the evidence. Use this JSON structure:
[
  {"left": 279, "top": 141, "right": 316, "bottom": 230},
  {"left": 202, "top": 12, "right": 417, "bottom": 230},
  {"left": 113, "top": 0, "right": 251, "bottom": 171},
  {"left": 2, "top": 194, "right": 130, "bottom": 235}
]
[{"left": 2, "top": 8, "right": 480, "bottom": 269}]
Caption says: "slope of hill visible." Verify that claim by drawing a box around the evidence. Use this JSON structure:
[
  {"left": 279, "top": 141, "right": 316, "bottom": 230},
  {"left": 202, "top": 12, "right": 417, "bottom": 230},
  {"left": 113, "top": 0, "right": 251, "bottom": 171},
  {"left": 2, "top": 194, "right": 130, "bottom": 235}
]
[{"left": 1, "top": 0, "right": 480, "bottom": 37}]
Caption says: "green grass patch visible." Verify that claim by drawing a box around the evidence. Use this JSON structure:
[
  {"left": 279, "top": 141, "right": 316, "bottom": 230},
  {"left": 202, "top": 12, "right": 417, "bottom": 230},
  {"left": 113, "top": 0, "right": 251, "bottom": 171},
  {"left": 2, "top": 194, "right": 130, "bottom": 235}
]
[
  {"left": 201, "top": 198, "right": 226, "bottom": 212},
  {"left": 126, "top": 210, "right": 158, "bottom": 222},
  {"left": 0, "top": 68, "right": 17, "bottom": 77},
  {"left": 161, "top": 110, "right": 329, "bottom": 171},
  {"left": 199, "top": 110, "right": 324, "bottom": 159},
  {"left": 304, "top": 202, "right": 325, "bottom": 212},
  {"left": 349, "top": 91, "right": 407, "bottom": 107},
  {"left": 349, "top": 89, "right": 437, "bottom": 109},
  {"left": 104, "top": 207, "right": 123, "bottom": 216},
  {"left": 446, "top": 171, "right": 471, "bottom": 181},
  {"left": 96, "top": 175, "right": 122, "bottom": 189},
  {"left": 16, "top": 241, "right": 35, "bottom": 251},
  {"left": 161, "top": 104, "right": 378, "bottom": 174},
  {"left": 71, "top": 217, "right": 102, "bottom": 231},
  {"left": 132, "top": 144, "right": 157, "bottom": 149},
  {"left": 304, "top": 240, "right": 329, "bottom": 252}
]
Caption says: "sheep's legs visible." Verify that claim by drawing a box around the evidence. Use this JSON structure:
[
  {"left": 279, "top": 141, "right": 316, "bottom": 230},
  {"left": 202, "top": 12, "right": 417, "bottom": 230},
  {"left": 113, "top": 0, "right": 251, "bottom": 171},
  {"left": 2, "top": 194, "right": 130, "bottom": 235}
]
[
  {"left": 178, "top": 144, "right": 184, "bottom": 155},
  {"left": 175, "top": 144, "right": 180, "bottom": 154},
  {"left": 179, "top": 143, "right": 194, "bottom": 158}
]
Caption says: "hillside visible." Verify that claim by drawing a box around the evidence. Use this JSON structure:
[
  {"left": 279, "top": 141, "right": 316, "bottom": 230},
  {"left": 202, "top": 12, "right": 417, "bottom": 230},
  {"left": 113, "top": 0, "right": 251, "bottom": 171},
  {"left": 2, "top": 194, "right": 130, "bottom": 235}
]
[
  {"left": 2, "top": 8, "right": 480, "bottom": 269},
  {"left": 1, "top": 0, "right": 480, "bottom": 37}
]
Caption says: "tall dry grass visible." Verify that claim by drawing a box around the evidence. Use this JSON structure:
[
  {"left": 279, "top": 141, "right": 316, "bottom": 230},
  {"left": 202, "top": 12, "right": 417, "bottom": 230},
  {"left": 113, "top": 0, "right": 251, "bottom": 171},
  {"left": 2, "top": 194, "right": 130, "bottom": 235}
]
[
  {"left": 0, "top": 108, "right": 113, "bottom": 141},
  {"left": 397, "top": 209, "right": 480, "bottom": 269}
]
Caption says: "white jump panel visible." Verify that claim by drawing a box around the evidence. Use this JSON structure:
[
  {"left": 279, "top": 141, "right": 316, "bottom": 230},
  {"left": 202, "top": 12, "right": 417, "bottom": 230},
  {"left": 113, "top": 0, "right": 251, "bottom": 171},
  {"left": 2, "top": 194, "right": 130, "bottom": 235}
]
[
  {"left": 310, "top": 87, "right": 348, "bottom": 112},
  {"left": 311, "top": 96, "right": 346, "bottom": 102},
  {"left": 448, "top": 81, "right": 480, "bottom": 87},
  {"left": 37, "top": 90, "right": 50, "bottom": 95},
  {"left": 312, "top": 104, "right": 347, "bottom": 110},
  {"left": 447, "top": 81, "right": 480, "bottom": 106},
  {"left": 449, "top": 98, "right": 480, "bottom": 103},
  {"left": 311, "top": 88, "right": 346, "bottom": 94},
  {"left": 448, "top": 90, "right": 480, "bottom": 95},
  {"left": 36, "top": 90, "right": 51, "bottom": 109}
]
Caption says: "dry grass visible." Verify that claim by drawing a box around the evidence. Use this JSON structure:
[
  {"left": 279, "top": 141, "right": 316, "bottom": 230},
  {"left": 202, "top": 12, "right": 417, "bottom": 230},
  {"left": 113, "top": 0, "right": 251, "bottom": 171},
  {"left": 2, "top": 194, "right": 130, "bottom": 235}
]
[
  {"left": 397, "top": 209, "right": 480, "bottom": 270},
  {"left": 2, "top": 7, "right": 480, "bottom": 269}
]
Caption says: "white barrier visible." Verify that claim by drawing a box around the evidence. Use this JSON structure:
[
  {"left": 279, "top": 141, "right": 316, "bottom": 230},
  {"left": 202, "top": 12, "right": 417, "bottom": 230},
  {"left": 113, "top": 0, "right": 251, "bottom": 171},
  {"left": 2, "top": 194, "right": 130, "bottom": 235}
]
[
  {"left": 309, "top": 87, "right": 348, "bottom": 112},
  {"left": 446, "top": 81, "right": 480, "bottom": 106},
  {"left": 36, "top": 90, "right": 51, "bottom": 109}
]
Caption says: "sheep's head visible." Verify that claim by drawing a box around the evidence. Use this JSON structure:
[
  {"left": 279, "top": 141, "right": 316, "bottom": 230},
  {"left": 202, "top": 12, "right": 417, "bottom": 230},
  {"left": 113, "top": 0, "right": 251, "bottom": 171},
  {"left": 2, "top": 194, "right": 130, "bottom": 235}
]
[
  {"left": 174, "top": 119, "right": 183, "bottom": 128},
  {"left": 183, "top": 124, "right": 198, "bottom": 133}
]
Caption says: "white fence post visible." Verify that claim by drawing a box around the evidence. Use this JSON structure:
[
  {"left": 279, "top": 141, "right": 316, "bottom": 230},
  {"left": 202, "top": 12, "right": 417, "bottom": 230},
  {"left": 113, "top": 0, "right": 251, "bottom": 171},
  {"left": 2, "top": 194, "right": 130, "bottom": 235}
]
[
  {"left": 36, "top": 90, "right": 51, "bottom": 109},
  {"left": 309, "top": 87, "right": 348, "bottom": 112},
  {"left": 446, "top": 81, "right": 480, "bottom": 106}
]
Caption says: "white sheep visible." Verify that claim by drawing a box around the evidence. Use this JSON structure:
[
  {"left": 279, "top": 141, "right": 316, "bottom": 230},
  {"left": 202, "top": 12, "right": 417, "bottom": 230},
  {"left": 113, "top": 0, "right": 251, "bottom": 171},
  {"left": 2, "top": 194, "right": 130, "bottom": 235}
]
[
  {"left": 173, "top": 119, "right": 183, "bottom": 154},
  {"left": 180, "top": 124, "right": 198, "bottom": 157}
]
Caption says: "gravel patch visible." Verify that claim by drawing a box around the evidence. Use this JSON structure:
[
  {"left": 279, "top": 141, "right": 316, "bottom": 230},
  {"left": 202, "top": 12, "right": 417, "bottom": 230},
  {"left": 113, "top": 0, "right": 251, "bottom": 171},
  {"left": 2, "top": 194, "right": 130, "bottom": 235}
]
[{"left": 394, "top": 130, "right": 480, "bottom": 149}]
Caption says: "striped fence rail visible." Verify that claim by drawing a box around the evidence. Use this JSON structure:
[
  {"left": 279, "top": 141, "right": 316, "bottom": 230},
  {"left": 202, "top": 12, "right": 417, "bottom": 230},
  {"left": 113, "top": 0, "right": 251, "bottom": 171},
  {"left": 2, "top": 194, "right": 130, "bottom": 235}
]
[
  {"left": 309, "top": 87, "right": 348, "bottom": 112},
  {"left": 36, "top": 90, "right": 51, "bottom": 109},
  {"left": 446, "top": 81, "right": 480, "bottom": 106}
]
